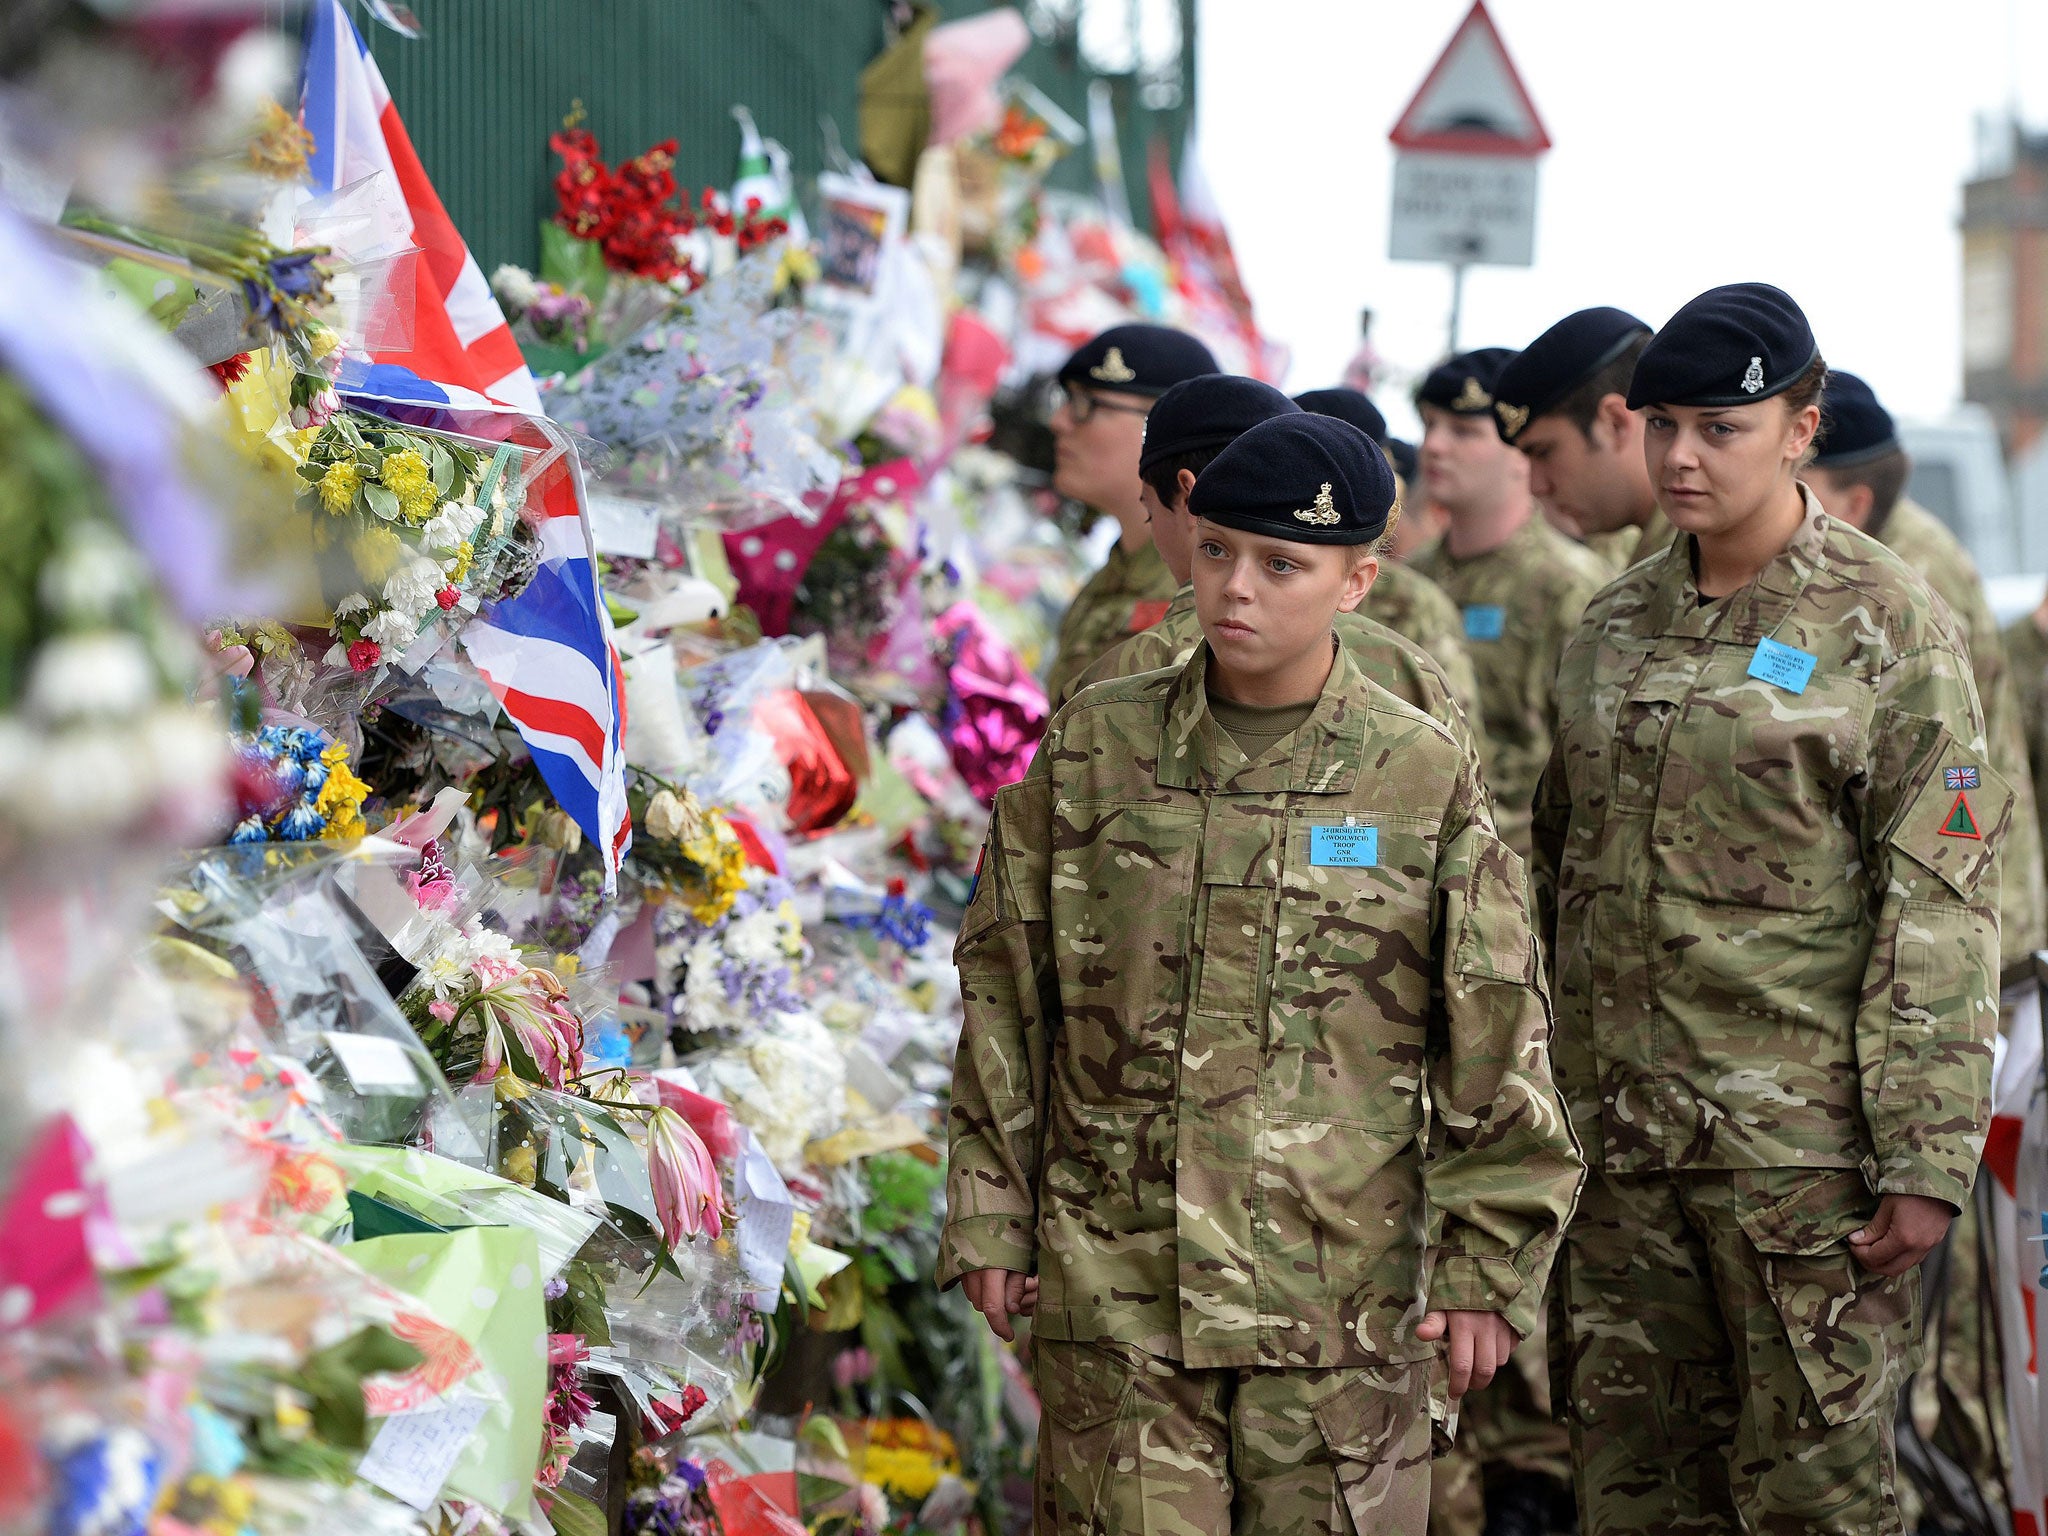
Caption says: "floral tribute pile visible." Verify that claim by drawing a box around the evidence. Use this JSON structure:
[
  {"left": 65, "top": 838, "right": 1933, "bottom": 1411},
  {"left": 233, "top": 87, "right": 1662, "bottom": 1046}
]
[{"left": 0, "top": 4, "right": 1284, "bottom": 1536}]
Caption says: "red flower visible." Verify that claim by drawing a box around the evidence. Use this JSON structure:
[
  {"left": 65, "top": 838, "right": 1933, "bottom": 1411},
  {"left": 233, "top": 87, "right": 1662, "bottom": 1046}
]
[
  {"left": 347, "top": 639, "right": 381, "bottom": 672},
  {"left": 207, "top": 352, "right": 252, "bottom": 388},
  {"left": 436, "top": 587, "right": 460, "bottom": 610}
]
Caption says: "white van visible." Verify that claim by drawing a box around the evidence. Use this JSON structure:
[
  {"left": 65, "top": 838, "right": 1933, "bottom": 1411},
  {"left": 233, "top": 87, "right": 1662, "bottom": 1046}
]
[{"left": 1899, "top": 407, "right": 2041, "bottom": 625}]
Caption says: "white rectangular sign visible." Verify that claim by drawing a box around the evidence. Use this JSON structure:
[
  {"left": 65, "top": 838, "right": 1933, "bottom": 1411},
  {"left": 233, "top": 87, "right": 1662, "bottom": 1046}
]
[{"left": 1389, "top": 152, "right": 1538, "bottom": 268}]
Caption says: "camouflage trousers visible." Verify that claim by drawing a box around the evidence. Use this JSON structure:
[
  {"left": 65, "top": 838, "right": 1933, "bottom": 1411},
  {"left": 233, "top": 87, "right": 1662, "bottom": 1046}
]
[
  {"left": 1032, "top": 1340, "right": 1434, "bottom": 1534},
  {"left": 1427, "top": 1313, "right": 1570, "bottom": 1535},
  {"left": 1556, "top": 1166, "right": 1923, "bottom": 1536}
]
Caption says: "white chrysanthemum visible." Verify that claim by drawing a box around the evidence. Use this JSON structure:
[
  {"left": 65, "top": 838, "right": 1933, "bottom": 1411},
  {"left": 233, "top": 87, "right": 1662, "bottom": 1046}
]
[
  {"left": 23, "top": 632, "right": 158, "bottom": 723},
  {"left": 724, "top": 908, "right": 786, "bottom": 965},
  {"left": 382, "top": 556, "right": 445, "bottom": 617},
  {"left": 333, "top": 592, "right": 372, "bottom": 618},
  {"left": 362, "top": 609, "right": 418, "bottom": 653},
  {"left": 490, "top": 264, "right": 539, "bottom": 314}
]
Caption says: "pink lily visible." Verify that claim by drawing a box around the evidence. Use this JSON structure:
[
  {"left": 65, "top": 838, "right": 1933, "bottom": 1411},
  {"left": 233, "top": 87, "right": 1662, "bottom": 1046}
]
[
  {"left": 645, "top": 1105, "right": 722, "bottom": 1248},
  {"left": 472, "top": 968, "right": 585, "bottom": 1088}
]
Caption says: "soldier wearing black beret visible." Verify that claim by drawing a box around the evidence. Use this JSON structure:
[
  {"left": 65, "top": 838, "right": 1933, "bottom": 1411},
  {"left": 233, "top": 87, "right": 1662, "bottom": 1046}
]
[
  {"left": 1290, "top": 386, "right": 1485, "bottom": 734},
  {"left": 1806, "top": 371, "right": 2044, "bottom": 981},
  {"left": 1043, "top": 324, "right": 1220, "bottom": 709},
  {"left": 1539, "top": 283, "right": 2009, "bottom": 1534},
  {"left": 1491, "top": 307, "right": 1669, "bottom": 574},
  {"left": 945, "top": 407, "right": 1583, "bottom": 1534},
  {"left": 1411, "top": 349, "right": 1609, "bottom": 864}
]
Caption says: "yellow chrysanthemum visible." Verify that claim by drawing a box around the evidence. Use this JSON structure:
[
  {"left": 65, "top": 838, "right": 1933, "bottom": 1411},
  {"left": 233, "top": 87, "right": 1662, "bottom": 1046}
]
[
  {"left": 449, "top": 540, "right": 475, "bottom": 581},
  {"left": 348, "top": 524, "right": 404, "bottom": 583},
  {"left": 380, "top": 449, "right": 439, "bottom": 523},
  {"left": 317, "top": 460, "right": 360, "bottom": 514},
  {"left": 680, "top": 814, "right": 750, "bottom": 924},
  {"left": 316, "top": 742, "right": 370, "bottom": 841}
]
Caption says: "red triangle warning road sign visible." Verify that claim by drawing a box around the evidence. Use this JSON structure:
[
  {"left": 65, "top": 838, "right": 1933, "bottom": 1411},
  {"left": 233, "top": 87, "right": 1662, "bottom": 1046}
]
[{"left": 1389, "top": 1, "right": 1551, "bottom": 157}]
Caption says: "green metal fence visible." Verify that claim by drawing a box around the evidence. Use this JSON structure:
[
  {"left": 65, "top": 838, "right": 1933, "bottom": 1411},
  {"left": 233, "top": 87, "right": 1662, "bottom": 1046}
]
[{"left": 362, "top": 0, "right": 1196, "bottom": 278}]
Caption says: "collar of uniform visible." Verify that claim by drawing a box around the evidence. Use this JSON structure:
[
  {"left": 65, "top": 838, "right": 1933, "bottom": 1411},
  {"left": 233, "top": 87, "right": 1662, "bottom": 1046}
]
[
  {"left": 1164, "top": 582, "right": 1197, "bottom": 620},
  {"left": 1640, "top": 482, "right": 1832, "bottom": 641},
  {"left": 1155, "top": 638, "right": 1366, "bottom": 794}
]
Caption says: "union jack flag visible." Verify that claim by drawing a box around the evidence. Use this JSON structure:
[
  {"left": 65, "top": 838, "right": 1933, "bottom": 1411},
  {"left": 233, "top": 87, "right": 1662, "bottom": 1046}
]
[
  {"left": 303, "top": 5, "right": 630, "bottom": 889},
  {"left": 1946, "top": 766, "right": 1981, "bottom": 791}
]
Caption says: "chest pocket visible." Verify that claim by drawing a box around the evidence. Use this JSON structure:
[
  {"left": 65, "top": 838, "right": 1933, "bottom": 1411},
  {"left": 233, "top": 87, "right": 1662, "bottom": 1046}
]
[
  {"left": 1190, "top": 800, "right": 1282, "bottom": 1020},
  {"left": 1609, "top": 652, "right": 1696, "bottom": 816},
  {"left": 1657, "top": 652, "right": 1866, "bottom": 913},
  {"left": 1267, "top": 812, "right": 1441, "bottom": 1129}
]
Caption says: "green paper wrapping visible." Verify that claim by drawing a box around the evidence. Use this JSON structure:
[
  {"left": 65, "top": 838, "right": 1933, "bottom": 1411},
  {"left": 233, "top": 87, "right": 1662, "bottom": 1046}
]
[{"left": 348, "top": 1227, "right": 548, "bottom": 1519}]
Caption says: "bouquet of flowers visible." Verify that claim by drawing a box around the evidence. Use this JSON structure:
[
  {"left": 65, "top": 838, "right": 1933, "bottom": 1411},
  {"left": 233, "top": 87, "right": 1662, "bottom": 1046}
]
[
  {"left": 227, "top": 724, "right": 370, "bottom": 843},
  {"left": 294, "top": 410, "right": 523, "bottom": 673}
]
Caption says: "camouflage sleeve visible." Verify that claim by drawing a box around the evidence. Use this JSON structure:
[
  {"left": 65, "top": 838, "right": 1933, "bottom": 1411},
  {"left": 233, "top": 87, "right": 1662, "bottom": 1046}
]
[
  {"left": 937, "top": 753, "right": 1059, "bottom": 1287},
  {"left": 1853, "top": 641, "right": 2011, "bottom": 1212},
  {"left": 1424, "top": 756, "right": 1585, "bottom": 1340},
  {"left": 1984, "top": 657, "right": 2048, "bottom": 970},
  {"left": 1527, "top": 736, "right": 1570, "bottom": 974}
]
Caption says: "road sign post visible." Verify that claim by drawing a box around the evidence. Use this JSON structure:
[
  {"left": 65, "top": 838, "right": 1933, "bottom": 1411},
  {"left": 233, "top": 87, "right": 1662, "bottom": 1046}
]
[{"left": 1387, "top": 1, "right": 1550, "bottom": 352}]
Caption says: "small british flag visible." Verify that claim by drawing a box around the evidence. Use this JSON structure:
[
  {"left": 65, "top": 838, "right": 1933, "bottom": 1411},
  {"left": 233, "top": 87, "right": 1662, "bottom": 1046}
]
[{"left": 1946, "top": 765, "right": 1981, "bottom": 790}]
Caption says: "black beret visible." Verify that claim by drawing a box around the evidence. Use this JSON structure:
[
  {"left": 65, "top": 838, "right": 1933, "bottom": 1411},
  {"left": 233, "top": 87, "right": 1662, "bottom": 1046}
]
[
  {"left": 1811, "top": 370, "right": 1899, "bottom": 468},
  {"left": 1187, "top": 413, "right": 1396, "bottom": 546},
  {"left": 1491, "top": 307, "right": 1652, "bottom": 442},
  {"left": 1625, "top": 283, "right": 1818, "bottom": 410},
  {"left": 1057, "top": 323, "right": 1219, "bottom": 398},
  {"left": 1384, "top": 438, "right": 1418, "bottom": 485},
  {"left": 1415, "top": 348, "right": 1517, "bottom": 415},
  {"left": 1292, "top": 387, "right": 1388, "bottom": 445},
  {"left": 1139, "top": 376, "right": 1301, "bottom": 474}
]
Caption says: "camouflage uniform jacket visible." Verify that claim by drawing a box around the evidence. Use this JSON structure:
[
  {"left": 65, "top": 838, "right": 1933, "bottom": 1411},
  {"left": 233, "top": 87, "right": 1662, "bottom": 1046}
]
[
  {"left": 1354, "top": 560, "right": 1485, "bottom": 731},
  {"left": 1530, "top": 490, "right": 2011, "bottom": 1214},
  {"left": 1071, "top": 583, "right": 1488, "bottom": 783},
  {"left": 939, "top": 641, "right": 1584, "bottom": 1366},
  {"left": 2002, "top": 610, "right": 2048, "bottom": 871},
  {"left": 1585, "top": 506, "right": 1680, "bottom": 578},
  {"left": 1877, "top": 498, "right": 2047, "bottom": 971},
  {"left": 1044, "top": 536, "right": 1179, "bottom": 709},
  {"left": 1413, "top": 515, "right": 1610, "bottom": 864}
]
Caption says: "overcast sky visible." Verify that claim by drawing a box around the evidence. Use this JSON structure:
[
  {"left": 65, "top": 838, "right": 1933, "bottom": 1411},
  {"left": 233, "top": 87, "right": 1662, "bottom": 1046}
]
[{"left": 1197, "top": 0, "right": 2048, "bottom": 435}]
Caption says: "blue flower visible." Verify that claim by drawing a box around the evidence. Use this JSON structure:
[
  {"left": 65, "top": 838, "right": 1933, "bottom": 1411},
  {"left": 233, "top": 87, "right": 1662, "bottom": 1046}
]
[
  {"left": 278, "top": 802, "right": 327, "bottom": 840},
  {"left": 228, "top": 815, "right": 271, "bottom": 845}
]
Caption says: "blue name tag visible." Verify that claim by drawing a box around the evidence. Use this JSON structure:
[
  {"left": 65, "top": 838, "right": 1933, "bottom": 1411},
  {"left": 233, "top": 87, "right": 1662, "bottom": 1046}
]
[
  {"left": 1462, "top": 604, "right": 1506, "bottom": 641},
  {"left": 1747, "top": 636, "right": 1818, "bottom": 695},
  {"left": 1309, "top": 824, "right": 1378, "bottom": 867}
]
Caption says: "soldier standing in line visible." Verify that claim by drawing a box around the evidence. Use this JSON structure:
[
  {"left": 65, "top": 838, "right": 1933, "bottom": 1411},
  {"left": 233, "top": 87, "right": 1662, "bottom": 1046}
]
[
  {"left": 1411, "top": 350, "right": 1610, "bottom": 866},
  {"left": 1534, "top": 284, "right": 2009, "bottom": 1535},
  {"left": 1490, "top": 308, "right": 1674, "bottom": 577},
  {"left": 1041, "top": 323, "right": 1219, "bottom": 710},
  {"left": 1073, "top": 376, "right": 1486, "bottom": 771},
  {"left": 2003, "top": 590, "right": 2048, "bottom": 866},
  {"left": 1803, "top": 370, "right": 2046, "bottom": 977},
  {"left": 1290, "top": 386, "right": 1485, "bottom": 721},
  {"left": 941, "top": 412, "right": 1583, "bottom": 1534}
]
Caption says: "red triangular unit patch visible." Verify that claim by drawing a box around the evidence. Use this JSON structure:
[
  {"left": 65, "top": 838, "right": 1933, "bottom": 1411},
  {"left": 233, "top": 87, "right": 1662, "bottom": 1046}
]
[
  {"left": 1940, "top": 790, "right": 1982, "bottom": 840},
  {"left": 1128, "top": 600, "right": 1172, "bottom": 633}
]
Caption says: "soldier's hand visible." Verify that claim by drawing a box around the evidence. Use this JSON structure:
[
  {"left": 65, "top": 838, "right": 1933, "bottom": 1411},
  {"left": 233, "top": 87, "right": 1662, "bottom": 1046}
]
[
  {"left": 1416, "top": 1309, "right": 1518, "bottom": 1400},
  {"left": 961, "top": 1268, "right": 1037, "bottom": 1341},
  {"left": 1848, "top": 1193, "right": 1956, "bottom": 1277}
]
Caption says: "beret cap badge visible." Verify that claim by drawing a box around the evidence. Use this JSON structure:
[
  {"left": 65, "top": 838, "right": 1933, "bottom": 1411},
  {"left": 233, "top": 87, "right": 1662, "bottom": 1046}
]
[
  {"left": 1089, "top": 346, "right": 1138, "bottom": 384},
  {"left": 1741, "top": 356, "right": 1765, "bottom": 395},
  {"left": 1453, "top": 376, "right": 1492, "bottom": 411},
  {"left": 1293, "top": 483, "right": 1342, "bottom": 526},
  {"left": 1494, "top": 400, "right": 1530, "bottom": 440}
]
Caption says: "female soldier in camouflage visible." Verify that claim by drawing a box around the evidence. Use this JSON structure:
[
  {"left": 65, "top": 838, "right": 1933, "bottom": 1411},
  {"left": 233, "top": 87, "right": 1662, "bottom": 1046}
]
[
  {"left": 1532, "top": 284, "right": 2012, "bottom": 1534},
  {"left": 941, "top": 412, "right": 1582, "bottom": 1533}
]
